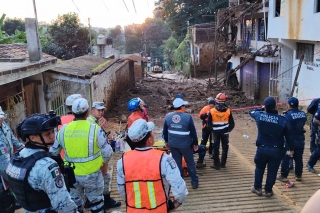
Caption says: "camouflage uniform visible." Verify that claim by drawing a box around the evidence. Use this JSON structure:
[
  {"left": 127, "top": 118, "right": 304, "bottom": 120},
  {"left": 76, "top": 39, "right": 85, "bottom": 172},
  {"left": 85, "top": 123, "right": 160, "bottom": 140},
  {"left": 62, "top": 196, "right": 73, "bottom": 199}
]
[
  {"left": 50, "top": 124, "right": 113, "bottom": 212},
  {"left": 6, "top": 147, "right": 78, "bottom": 213},
  {"left": 117, "top": 147, "right": 188, "bottom": 204}
]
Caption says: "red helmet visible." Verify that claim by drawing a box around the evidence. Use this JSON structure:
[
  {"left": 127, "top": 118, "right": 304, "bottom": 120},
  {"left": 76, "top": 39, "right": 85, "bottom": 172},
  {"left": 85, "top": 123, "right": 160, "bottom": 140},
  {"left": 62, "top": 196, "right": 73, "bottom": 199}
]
[{"left": 215, "top": 93, "right": 228, "bottom": 102}]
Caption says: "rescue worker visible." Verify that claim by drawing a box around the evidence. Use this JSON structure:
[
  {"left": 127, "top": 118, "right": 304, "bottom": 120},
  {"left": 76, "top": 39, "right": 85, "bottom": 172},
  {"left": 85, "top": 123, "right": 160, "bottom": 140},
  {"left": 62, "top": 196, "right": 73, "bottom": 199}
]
[
  {"left": 162, "top": 97, "right": 199, "bottom": 189},
  {"left": 277, "top": 97, "right": 306, "bottom": 182},
  {"left": 208, "top": 93, "right": 235, "bottom": 170},
  {"left": 138, "top": 97, "right": 149, "bottom": 121},
  {"left": 307, "top": 98, "right": 320, "bottom": 153},
  {"left": 58, "top": 94, "right": 82, "bottom": 129},
  {"left": 198, "top": 97, "right": 215, "bottom": 162},
  {"left": 87, "top": 101, "right": 121, "bottom": 209},
  {"left": 6, "top": 112, "right": 78, "bottom": 213},
  {"left": 306, "top": 108, "right": 320, "bottom": 173},
  {"left": 117, "top": 118, "right": 188, "bottom": 212},
  {"left": 0, "top": 106, "right": 24, "bottom": 212},
  {"left": 50, "top": 98, "right": 113, "bottom": 213},
  {"left": 127, "top": 98, "right": 145, "bottom": 150},
  {"left": 249, "top": 97, "right": 292, "bottom": 197}
]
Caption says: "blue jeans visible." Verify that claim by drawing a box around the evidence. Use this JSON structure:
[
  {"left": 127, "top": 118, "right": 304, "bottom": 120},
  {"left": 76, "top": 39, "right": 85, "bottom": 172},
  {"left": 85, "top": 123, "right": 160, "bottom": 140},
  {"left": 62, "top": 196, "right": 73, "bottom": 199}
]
[
  {"left": 201, "top": 128, "right": 213, "bottom": 155},
  {"left": 170, "top": 146, "right": 198, "bottom": 185},
  {"left": 310, "top": 122, "right": 317, "bottom": 153},
  {"left": 281, "top": 147, "right": 304, "bottom": 177},
  {"left": 254, "top": 146, "right": 283, "bottom": 192},
  {"left": 195, "top": 144, "right": 206, "bottom": 164},
  {"left": 308, "top": 145, "right": 320, "bottom": 167}
]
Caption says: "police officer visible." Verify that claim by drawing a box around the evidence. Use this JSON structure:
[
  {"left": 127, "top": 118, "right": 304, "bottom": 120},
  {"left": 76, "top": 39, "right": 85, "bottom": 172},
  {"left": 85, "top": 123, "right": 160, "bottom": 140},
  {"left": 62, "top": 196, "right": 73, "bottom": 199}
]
[
  {"left": 6, "top": 112, "right": 78, "bottom": 213},
  {"left": 307, "top": 98, "right": 320, "bottom": 153},
  {"left": 249, "top": 97, "right": 292, "bottom": 197},
  {"left": 0, "top": 106, "right": 24, "bottom": 212},
  {"left": 277, "top": 97, "right": 306, "bottom": 182},
  {"left": 117, "top": 119, "right": 188, "bottom": 212},
  {"left": 198, "top": 97, "right": 215, "bottom": 165},
  {"left": 306, "top": 108, "right": 320, "bottom": 173},
  {"left": 208, "top": 93, "right": 235, "bottom": 170},
  {"left": 51, "top": 98, "right": 113, "bottom": 213},
  {"left": 87, "top": 101, "right": 121, "bottom": 209},
  {"left": 162, "top": 97, "right": 199, "bottom": 189}
]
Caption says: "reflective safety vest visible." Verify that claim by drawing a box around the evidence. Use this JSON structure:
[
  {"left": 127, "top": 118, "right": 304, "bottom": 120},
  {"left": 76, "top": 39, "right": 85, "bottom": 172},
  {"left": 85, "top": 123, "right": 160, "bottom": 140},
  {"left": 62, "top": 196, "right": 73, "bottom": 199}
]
[
  {"left": 58, "top": 114, "right": 75, "bottom": 159},
  {"left": 210, "top": 108, "right": 231, "bottom": 131},
  {"left": 123, "top": 149, "right": 167, "bottom": 213},
  {"left": 128, "top": 111, "right": 144, "bottom": 128},
  {"left": 87, "top": 115, "right": 98, "bottom": 125},
  {"left": 58, "top": 120, "right": 103, "bottom": 176}
]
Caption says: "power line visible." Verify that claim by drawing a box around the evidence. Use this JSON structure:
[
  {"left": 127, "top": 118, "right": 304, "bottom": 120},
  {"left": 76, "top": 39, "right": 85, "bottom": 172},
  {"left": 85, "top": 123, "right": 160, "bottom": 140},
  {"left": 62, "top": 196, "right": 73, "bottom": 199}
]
[
  {"left": 71, "top": 0, "right": 81, "bottom": 13},
  {"left": 101, "top": 0, "right": 109, "bottom": 11},
  {"left": 132, "top": 0, "right": 137, "bottom": 14},
  {"left": 123, "top": 0, "right": 130, "bottom": 12}
]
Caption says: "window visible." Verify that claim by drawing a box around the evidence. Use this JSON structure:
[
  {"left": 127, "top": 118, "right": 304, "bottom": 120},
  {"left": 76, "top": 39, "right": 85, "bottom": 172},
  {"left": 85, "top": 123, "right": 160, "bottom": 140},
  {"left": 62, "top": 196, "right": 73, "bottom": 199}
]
[
  {"left": 251, "top": 19, "right": 256, "bottom": 40},
  {"left": 275, "top": 0, "right": 281, "bottom": 17},
  {"left": 296, "top": 43, "right": 314, "bottom": 62},
  {"left": 258, "top": 18, "right": 268, "bottom": 41},
  {"left": 245, "top": 19, "right": 256, "bottom": 41},
  {"left": 315, "top": 0, "right": 320, "bottom": 13}
]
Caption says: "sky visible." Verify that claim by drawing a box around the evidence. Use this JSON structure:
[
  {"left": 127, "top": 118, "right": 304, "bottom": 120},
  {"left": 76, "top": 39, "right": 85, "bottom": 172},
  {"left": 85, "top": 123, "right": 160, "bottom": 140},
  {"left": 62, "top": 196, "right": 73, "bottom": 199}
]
[{"left": 0, "top": 0, "right": 157, "bottom": 29}]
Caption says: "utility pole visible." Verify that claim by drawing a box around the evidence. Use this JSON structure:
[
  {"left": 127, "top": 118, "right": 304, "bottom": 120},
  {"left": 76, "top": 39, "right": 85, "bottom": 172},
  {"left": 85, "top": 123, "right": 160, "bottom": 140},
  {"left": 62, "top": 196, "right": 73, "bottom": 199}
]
[
  {"left": 32, "top": 0, "right": 42, "bottom": 59},
  {"left": 214, "top": 12, "right": 218, "bottom": 82},
  {"left": 88, "top": 18, "right": 93, "bottom": 55}
]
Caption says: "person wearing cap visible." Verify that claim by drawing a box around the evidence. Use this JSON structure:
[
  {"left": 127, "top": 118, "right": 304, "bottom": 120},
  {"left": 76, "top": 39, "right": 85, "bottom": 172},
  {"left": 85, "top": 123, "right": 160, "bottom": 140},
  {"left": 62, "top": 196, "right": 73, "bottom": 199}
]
[
  {"left": 50, "top": 98, "right": 113, "bottom": 213},
  {"left": 249, "top": 97, "right": 292, "bottom": 197},
  {"left": 207, "top": 93, "right": 235, "bottom": 170},
  {"left": 6, "top": 111, "right": 78, "bottom": 213},
  {"left": 306, "top": 107, "right": 320, "bottom": 173},
  {"left": 162, "top": 98, "right": 199, "bottom": 189},
  {"left": 307, "top": 98, "right": 320, "bottom": 154},
  {"left": 87, "top": 101, "right": 121, "bottom": 209},
  {"left": 117, "top": 119, "right": 188, "bottom": 212},
  {"left": 138, "top": 97, "right": 149, "bottom": 121},
  {"left": 0, "top": 106, "right": 24, "bottom": 211},
  {"left": 58, "top": 94, "right": 82, "bottom": 130},
  {"left": 198, "top": 97, "right": 216, "bottom": 166},
  {"left": 276, "top": 97, "right": 307, "bottom": 182}
]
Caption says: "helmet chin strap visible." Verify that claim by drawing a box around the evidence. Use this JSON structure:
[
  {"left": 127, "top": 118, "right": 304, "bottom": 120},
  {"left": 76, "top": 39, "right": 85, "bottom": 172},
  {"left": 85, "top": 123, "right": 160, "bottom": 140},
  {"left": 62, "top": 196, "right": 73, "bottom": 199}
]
[{"left": 37, "top": 134, "right": 54, "bottom": 148}]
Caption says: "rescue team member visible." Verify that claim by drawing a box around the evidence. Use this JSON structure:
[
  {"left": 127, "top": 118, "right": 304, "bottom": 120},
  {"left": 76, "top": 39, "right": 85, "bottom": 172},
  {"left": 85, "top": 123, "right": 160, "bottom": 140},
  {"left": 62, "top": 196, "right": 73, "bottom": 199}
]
[
  {"left": 162, "top": 98, "right": 199, "bottom": 189},
  {"left": 6, "top": 112, "right": 78, "bottom": 213},
  {"left": 87, "top": 101, "right": 121, "bottom": 209},
  {"left": 0, "top": 106, "right": 24, "bottom": 212},
  {"left": 58, "top": 94, "right": 82, "bottom": 130},
  {"left": 51, "top": 98, "right": 113, "bottom": 213},
  {"left": 208, "top": 93, "right": 235, "bottom": 170},
  {"left": 306, "top": 108, "right": 320, "bottom": 173},
  {"left": 249, "top": 97, "right": 292, "bottom": 197},
  {"left": 277, "top": 97, "right": 306, "bottom": 182},
  {"left": 138, "top": 97, "right": 149, "bottom": 121},
  {"left": 307, "top": 98, "right": 320, "bottom": 153},
  {"left": 301, "top": 189, "right": 320, "bottom": 213},
  {"left": 117, "top": 119, "right": 188, "bottom": 212},
  {"left": 199, "top": 97, "right": 215, "bottom": 161}
]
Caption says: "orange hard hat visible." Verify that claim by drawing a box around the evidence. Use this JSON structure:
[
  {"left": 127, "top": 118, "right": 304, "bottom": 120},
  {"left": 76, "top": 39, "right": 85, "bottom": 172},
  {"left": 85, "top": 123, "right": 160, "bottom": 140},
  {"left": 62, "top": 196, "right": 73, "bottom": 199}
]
[{"left": 215, "top": 93, "right": 228, "bottom": 102}]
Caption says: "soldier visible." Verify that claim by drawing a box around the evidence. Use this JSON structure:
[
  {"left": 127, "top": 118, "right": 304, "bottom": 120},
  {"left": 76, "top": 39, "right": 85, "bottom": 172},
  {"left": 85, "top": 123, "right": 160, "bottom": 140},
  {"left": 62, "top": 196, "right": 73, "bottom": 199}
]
[
  {"left": 6, "top": 112, "right": 78, "bottom": 213},
  {"left": 87, "top": 101, "right": 121, "bottom": 209},
  {"left": 117, "top": 118, "right": 188, "bottom": 212},
  {"left": 51, "top": 98, "right": 113, "bottom": 213},
  {"left": 249, "top": 97, "right": 292, "bottom": 197},
  {"left": 0, "top": 106, "right": 24, "bottom": 212}
]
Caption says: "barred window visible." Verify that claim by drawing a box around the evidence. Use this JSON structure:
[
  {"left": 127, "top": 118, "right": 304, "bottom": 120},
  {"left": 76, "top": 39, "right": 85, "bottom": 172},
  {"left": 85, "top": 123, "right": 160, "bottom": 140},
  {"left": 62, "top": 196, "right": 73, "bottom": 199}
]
[{"left": 296, "top": 43, "right": 314, "bottom": 62}]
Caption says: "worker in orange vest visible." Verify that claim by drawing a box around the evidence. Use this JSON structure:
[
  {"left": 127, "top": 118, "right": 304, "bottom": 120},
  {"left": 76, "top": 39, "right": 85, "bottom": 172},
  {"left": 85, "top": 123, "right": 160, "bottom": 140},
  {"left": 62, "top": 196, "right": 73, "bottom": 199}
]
[
  {"left": 208, "top": 93, "right": 235, "bottom": 170},
  {"left": 117, "top": 118, "right": 188, "bottom": 213}
]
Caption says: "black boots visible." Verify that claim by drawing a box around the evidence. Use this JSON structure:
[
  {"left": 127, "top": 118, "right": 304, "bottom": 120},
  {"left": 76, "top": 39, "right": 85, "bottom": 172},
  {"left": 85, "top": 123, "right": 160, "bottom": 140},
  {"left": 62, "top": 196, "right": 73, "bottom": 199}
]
[{"left": 104, "top": 193, "right": 121, "bottom": 208}]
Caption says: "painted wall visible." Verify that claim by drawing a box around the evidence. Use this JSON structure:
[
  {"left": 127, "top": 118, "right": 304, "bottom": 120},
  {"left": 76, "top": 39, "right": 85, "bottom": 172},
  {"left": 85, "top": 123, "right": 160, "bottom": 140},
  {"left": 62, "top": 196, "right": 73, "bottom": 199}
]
[{"left": 268, "top": 0, "right": 320, "bottom": 41}]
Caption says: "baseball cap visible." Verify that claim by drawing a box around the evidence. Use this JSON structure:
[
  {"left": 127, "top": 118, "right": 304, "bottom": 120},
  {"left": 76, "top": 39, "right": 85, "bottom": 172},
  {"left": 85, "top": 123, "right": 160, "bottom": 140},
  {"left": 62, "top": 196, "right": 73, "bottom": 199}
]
[
  {"left": 0, "top": 106, "right": 5, "bottom": 118},
  {"left": 128, "top": 118, "right": 155, "bottom": 142},
  {"left": 66, "top": 94, "right": 82, "bottom": 106},
  {"left": 72, "top": 98, "right": 89, "bottom": 114},
  {"left": 173, "top": 98, "right": 188, "bottom": 108},
  {"left": 92, "top": 102, "right": 105, "bottom": 110},
  {"left": 263, "top": 97, "right": 276, "bottom": 107},
  {"left": 287, "top": 97, "right": 299, "bottom": 108}
]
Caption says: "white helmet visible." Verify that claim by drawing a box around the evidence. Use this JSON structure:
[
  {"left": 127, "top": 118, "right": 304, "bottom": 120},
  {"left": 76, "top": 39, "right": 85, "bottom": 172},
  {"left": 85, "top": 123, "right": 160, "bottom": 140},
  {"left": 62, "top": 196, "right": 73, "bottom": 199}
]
[{"left": 66, "top": 94, "right": 82, "bottom": 106}]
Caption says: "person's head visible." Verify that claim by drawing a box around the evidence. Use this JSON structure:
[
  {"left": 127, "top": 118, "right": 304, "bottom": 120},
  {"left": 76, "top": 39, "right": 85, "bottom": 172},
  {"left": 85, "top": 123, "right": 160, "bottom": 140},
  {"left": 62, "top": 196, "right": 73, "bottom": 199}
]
[
  {"left": 207, "top": 97, "right": 215, "bottom": 108},
  {"left": 138, "top": 97, "right": 147, "bottom": 110},
  {"left": 127, "top": 119, "right": 155, "bottom": 148},
  {"left": 65, "top": 94, "right": 82, "bottom": 112},
  {"left": 263, "top": 97, "right": 277, "bottom": 111},
  {"left": 0, "top": 106, "right": 5, "bottom": 126},
  {"left": 287, "top": 97, "right": 299, "bottom": 109},
  {"left": 215, "top": 93, "right": 228, "bottom": 103},
  {"left": 176, "top": 93, "right": 183, "bottom": 99},
  {"left": 17, "top": 111, "right": 61, "bottom": 148},
  {"left": 91, "top": 101, "right": 105, "bottom": 119},
  {"left": 127, "top": 98, "right": 142, "bottom": 112},
  {"left": 172, "top": 98, "right": 188, "bottom": 111},
  {"left": 72, "top": 98, "right": 89, "bottom": 119}
]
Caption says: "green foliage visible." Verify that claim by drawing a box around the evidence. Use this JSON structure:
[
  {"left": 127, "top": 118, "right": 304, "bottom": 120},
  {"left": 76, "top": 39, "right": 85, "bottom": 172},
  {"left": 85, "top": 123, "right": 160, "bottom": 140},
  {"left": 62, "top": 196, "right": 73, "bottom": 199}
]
[
  {"left": 124, "top": 24, "right": 143, "bottom": 54},
  {"left": 174, "top": 32, "right": 190, "bottom": 74},
  {"left": 3, "top": 17, "right": 25, "bottom": 35},
  {"left": 162, "top": 36, "right": 179, "bottom": 70},
  {"left": 92, "top": 60, "right": 110, "bottom": 72},
  {"left": 43, "top": 13, "right": 90, "bottom": 60},
  {"left": 0, "top": 14, "right": 27, "bottom": 44},
  {"left": 109, "top": 25, "right": 122, "bottom": 39}
]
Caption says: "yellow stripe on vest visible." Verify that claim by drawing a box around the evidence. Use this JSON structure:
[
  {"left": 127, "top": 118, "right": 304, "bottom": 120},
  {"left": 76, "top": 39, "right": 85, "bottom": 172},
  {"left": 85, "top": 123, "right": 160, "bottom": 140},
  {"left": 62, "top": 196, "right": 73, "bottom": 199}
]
[
  {"left": 133, "top": 182, "right": 142, "bottom": 208},
  {"left": 147, "top": 182, "right": 157, "bottom": 209}
]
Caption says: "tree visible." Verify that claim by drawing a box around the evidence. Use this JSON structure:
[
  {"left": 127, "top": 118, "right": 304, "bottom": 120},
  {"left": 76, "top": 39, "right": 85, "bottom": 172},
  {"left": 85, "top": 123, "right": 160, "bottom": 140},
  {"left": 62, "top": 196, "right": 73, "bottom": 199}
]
[
  {"left": 43, "top": 13, "right": 90, "bottom": 60},
  {"left": 156, "top": 0, "right": 229, "bottom": 42},
  {"left": 109, "top": 25, "right": 122, "bottom": 39},
  {"left": 3, "top": 17, "right": 25, "bottom": 35},
  {"left": 124, "top": 24, "right": 143, "bottom": 54},
  {"left": 162, "top": 36, "right": 179, "bottom": 70},
  {"left": 0, "top": 14, "right": 26, "bottom": 44}
]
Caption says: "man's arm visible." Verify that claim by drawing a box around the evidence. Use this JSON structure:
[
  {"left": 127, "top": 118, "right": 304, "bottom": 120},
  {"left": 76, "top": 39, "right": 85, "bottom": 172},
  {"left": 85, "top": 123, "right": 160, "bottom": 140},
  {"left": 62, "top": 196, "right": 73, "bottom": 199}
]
[
  {"left": 188, "top": 116, "right": 198, "bottom": 146},
  {"left": 228, "top": 112, "right": 235, "bottom": 132},
  {"left": 162, "top": 118, "right": 169, "bottom": 143},
  {"left": 313, "top": 117, "right": 320, "bottom": 126},
  {"left": 284, "top": 119, "right": 293, "bottom": 151},
  {"left": 116, "top": 158, "right": 126, "bottom": 202},
  {"left": 97, "top": 127, "right": 113, "bottom": 163},
  {"left": 313, "top": 109, "right": 320, "bottom": 126},
  {"left": 249, "top": 107, "right": 264, "bottom": 119}
]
